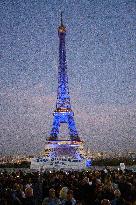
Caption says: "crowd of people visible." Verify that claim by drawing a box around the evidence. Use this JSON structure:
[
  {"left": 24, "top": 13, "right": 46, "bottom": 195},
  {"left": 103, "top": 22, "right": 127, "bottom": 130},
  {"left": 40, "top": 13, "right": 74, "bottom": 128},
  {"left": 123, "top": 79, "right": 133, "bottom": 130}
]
[{"left": 0, "top": 168, "right": 136, "bottom": 205}]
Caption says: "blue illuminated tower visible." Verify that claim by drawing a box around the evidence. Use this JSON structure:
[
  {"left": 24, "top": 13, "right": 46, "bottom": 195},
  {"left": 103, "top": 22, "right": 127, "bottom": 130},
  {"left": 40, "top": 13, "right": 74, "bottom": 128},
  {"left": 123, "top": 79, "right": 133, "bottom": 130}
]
[{"left": 49, "top": 13, "right": 80, "bottom": 141}]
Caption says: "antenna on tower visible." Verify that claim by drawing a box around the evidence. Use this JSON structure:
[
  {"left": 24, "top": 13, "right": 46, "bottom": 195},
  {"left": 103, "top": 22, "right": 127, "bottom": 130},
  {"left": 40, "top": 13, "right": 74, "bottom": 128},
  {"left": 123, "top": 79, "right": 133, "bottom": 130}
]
[{"left": 61, "top": 11, "right": 63, "bottom": 26}]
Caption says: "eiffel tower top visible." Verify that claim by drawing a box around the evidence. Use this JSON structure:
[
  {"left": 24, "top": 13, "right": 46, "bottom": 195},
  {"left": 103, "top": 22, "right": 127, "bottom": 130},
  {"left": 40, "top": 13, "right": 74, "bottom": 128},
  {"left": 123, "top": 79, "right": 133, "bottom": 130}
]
[{"left": 58, "top": 12, "right": 66, "bottom": 33}]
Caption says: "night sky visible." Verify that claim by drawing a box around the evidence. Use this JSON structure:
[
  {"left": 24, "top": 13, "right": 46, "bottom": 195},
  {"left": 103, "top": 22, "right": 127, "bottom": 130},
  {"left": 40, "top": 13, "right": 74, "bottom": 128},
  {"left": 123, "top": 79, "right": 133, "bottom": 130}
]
[{"left": 0, "top": 0, "right": 136, "bottom": 156}]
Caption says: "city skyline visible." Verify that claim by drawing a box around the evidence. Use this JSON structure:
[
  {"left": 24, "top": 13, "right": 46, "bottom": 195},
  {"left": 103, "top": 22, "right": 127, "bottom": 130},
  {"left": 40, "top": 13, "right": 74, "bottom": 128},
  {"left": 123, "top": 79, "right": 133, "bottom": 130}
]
[{"left": 0, "top": 0, "right": 136, "bottom": 155}]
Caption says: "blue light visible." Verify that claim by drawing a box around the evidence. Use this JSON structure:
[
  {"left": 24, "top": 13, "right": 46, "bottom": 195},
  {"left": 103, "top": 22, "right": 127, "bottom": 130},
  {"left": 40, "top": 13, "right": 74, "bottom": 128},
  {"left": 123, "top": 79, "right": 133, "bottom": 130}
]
[{"left": 86, "top": 159, "right": 92, "bottom": 168}]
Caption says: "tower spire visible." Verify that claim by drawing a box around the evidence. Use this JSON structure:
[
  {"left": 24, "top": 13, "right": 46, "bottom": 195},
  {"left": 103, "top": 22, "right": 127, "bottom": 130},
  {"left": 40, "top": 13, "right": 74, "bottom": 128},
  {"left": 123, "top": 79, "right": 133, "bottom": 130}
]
[{"left": 61, "top": 11, "right": 63, "bottom": 26}]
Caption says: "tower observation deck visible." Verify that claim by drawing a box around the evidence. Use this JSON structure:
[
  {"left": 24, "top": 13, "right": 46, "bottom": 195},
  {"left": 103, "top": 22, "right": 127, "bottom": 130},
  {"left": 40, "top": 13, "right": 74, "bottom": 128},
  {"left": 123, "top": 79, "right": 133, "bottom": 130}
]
[{"left": 49, "top": 13, "right": 80, "bottom": 142}]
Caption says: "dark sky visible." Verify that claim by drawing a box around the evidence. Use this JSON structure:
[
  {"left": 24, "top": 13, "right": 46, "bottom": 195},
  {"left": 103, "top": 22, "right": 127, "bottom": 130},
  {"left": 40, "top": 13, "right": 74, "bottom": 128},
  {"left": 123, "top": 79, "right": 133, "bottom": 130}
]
[{"left": 0, "top": 0, "right": 136, "bottom": 155}]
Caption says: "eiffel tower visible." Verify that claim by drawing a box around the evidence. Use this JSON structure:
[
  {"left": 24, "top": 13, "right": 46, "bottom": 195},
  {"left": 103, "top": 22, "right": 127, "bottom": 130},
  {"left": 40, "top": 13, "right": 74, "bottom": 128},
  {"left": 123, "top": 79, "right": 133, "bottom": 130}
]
[{"left": 49, "top": 13, "right": 80, "bottom": 141}]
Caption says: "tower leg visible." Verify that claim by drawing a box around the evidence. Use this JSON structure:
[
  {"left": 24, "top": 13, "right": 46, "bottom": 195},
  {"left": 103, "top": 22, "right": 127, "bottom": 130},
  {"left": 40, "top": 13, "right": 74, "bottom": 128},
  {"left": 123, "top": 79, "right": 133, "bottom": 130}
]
[
  {"left": 68, "top": 115, "right": 80, "bottom": 141},
  {"left": 50, "top": 115, "right": 60, "bottom": 140}
]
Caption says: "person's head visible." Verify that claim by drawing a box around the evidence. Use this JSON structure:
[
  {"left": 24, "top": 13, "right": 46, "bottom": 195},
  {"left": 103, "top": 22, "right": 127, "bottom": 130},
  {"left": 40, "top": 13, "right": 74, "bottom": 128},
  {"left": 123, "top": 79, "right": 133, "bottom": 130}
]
[
  {"left": 13, "top": 183, "right": 20, "bottom": 191},
  {"left": 49, "top": 188, "right": 56, "bottom": 199},
  {"left": 114, "top": 189, "right": 121, "bottom": 198},
  {"left": 25, "top": 187, "right": 33, "bottom": 197},
  {"left": 96, "top": 179, "right": 102, "bottom": 186},
  {"left": 83, "top": 177, "right": 88, "bottom": 184},
  {"left": 60, "top": 187, "right": 68, "bottom": 200},
  {"left": 67, "top": 190, "right": 73, "bottom": 201},
  {"left": 96, "top": 179, "right": 102, "bottom": 192},
  {"left": 101, "top": 199, "right": 111, "bottom": 205}
]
